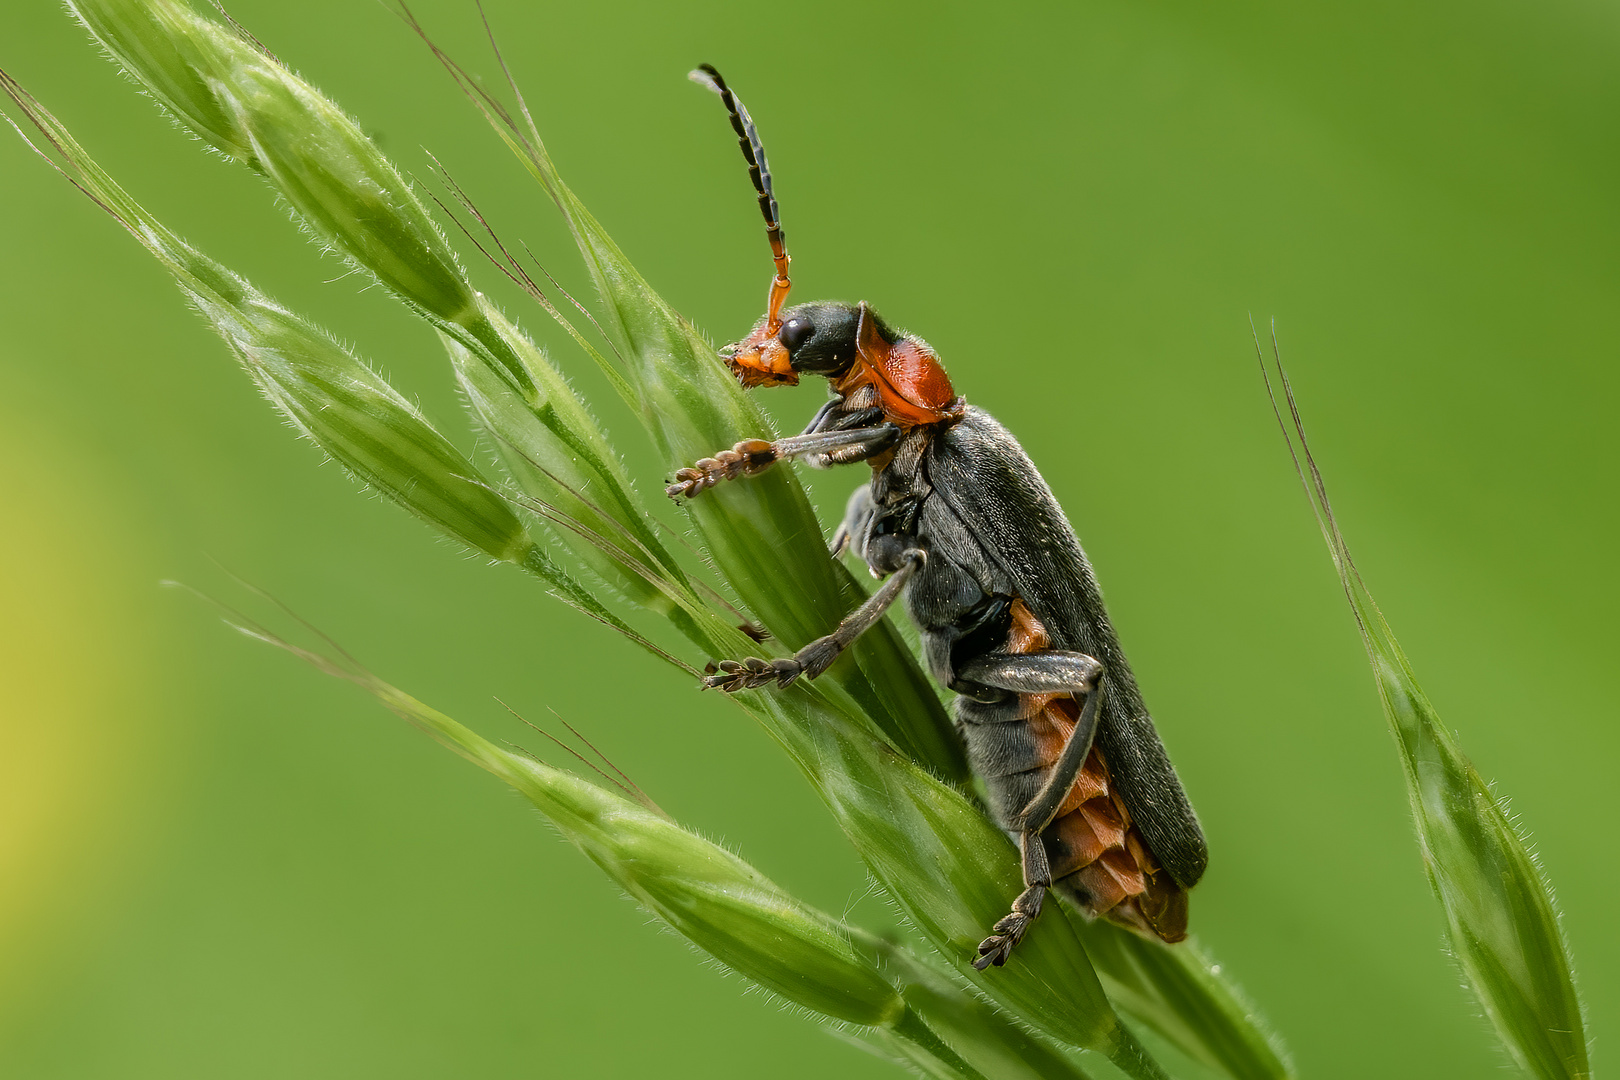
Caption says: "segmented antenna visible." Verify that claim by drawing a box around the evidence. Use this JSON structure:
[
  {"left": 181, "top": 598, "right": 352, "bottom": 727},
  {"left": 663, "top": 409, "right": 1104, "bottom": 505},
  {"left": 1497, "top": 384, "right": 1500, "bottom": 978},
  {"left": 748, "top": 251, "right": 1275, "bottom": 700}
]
[{"left": 689, "top": 63, "right": 792, "bottom": 331}]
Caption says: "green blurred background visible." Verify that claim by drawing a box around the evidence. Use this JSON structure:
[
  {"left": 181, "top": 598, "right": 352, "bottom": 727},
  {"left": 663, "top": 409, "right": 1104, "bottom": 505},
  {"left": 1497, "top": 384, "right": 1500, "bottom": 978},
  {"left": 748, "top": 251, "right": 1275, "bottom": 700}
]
[{"left": 1, "top": 0, "right": 1615, "bottom": 1076}]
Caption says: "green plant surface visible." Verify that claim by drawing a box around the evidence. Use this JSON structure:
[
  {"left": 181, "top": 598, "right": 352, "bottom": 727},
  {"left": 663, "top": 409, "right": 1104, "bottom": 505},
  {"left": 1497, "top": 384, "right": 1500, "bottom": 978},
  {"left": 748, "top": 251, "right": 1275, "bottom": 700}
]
[{"left": 0, "top": 1, "right": 1615, "bottom": 1079}]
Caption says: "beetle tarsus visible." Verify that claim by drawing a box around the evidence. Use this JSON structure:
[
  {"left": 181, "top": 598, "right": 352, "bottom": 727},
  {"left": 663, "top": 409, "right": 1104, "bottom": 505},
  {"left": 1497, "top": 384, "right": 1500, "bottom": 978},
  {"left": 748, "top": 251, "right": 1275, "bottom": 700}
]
[
  {"left": 975, "top": 883, "right": 1046, "bottom": 969},
  {"left": 700, "top": 636, "right": 840, "bottom": 692},
  {"left": 667, "top": 439, "right": 778, "bottom": 500},
  {"left": 701, "top": 656, "right": 802, "bottom": 692}
]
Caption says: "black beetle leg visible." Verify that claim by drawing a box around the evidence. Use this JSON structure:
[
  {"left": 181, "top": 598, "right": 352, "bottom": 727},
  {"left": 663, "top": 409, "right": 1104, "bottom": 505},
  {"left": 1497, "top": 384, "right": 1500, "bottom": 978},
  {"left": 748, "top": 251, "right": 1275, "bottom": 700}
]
[
  {"left": 957, "top": 651, "right": 1105, "bottom": 970},
  {"left": 703, "top": 549, "right": 924, "bottom": 692}
]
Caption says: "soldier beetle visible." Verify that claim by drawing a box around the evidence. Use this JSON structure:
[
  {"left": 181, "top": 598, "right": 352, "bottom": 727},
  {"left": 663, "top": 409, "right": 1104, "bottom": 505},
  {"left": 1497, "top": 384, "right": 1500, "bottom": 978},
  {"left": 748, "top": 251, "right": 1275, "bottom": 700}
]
[{"left": 671, "top": 65, "right": 1206, "bottom": 969}]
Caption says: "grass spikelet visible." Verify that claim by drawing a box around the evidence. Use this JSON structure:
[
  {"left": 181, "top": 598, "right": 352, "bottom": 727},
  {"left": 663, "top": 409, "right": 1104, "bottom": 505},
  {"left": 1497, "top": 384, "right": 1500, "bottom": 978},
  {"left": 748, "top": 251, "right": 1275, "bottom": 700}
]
[
  {"left": 68, "top": 0, "right": 692, "bottom": 623},
  {"left": 1258, "top": 326, "right": 1589, "bottom": 1080},
  {"left": 0, "top": 71, "right": 650, "bottom": 647}
]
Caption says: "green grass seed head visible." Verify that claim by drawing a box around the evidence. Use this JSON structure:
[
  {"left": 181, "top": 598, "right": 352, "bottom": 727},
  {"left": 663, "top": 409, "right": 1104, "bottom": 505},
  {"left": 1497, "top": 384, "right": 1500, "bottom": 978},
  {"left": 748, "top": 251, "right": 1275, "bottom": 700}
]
[
  {"left": 1260, "top": 336, "right": 1589, "bottom": 1080},
  {"left": 236, "top": 317, "right": 533, "bottom": 565},
  {"left": 0, "top": 73, "right": 529, "bottom": 567},
  {"left": 442, "top": 304, "right": 731, "bottom": 653},
  {"left": 72, "top": 0, "right": 475, "bottom": 323},
  {"left": 72, "top": 0, "right": 721, "bottom": 643},
  {"left": 328, "top": 671, "right": 915, "bottom": 1032},
  {"left": 508, "top": 760, "right": 909, "bottom": 1030}
]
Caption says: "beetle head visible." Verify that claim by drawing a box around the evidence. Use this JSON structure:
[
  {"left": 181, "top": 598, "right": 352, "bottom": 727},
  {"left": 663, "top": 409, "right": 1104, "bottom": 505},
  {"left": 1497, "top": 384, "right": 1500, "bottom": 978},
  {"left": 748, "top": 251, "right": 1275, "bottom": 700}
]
[
  {"left": 691, "top": 69, "right": 962, "bottom": 428},
  {"left": 720, "top": 301, "right": 881, "bottom": 388}
]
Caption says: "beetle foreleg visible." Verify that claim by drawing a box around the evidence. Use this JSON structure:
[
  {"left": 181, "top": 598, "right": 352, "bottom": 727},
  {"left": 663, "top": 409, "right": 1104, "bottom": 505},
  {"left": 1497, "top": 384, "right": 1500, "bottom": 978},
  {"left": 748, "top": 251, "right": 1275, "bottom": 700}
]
[
  {"left": 702, "top": 549, "right": 924, "bottom": 692},
  {"left": 958, "top": 651, "right": 1105, "bottom": 969},
  {"left": 666, "top": 424, "right": 900, "bottom": 500}
]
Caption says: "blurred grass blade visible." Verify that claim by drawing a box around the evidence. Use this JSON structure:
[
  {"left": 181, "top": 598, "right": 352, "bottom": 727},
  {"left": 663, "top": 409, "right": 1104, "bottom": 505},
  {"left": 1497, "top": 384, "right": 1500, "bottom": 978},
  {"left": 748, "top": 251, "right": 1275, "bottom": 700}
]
[
  {"left": 1075, "top": 918, "right": 1291, "bottom": 1080},
  {"left": 250, "top": 631, "right": 910, "bottom": 1029},
  {"left": 1258, "top": 330, "right": 1588, "bottom": 1080},
  {"left": 67, "top": 0, "right": 692, "bottom": 621}
]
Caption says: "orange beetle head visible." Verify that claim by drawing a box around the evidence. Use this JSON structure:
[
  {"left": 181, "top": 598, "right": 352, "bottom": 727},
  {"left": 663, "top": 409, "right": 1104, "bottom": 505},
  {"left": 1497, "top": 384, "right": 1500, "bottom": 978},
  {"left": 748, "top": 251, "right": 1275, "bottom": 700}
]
[{"left": 720, "top": 301, "right": 870, "bottom": 388}]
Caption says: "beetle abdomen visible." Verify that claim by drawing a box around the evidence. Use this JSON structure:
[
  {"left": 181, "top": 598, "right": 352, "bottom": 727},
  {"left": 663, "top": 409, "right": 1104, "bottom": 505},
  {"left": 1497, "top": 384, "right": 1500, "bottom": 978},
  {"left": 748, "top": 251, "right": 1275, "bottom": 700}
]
[
  {"left": 1038, "top": 704, "right": 1188, "bottom": 942},
  {"left": 957, "top": 601, "right": 1188, "bottom": 943}
]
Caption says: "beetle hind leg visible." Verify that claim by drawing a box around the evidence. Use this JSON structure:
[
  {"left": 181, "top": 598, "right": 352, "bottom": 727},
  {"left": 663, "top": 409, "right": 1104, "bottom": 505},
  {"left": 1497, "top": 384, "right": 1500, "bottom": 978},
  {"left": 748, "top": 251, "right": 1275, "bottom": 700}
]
[
  {"left": 975, "top": 833, "right": 1050, "bottom": 969},
  {"left": 956, "top": 650, "right": 1104, "bottom": 969}
]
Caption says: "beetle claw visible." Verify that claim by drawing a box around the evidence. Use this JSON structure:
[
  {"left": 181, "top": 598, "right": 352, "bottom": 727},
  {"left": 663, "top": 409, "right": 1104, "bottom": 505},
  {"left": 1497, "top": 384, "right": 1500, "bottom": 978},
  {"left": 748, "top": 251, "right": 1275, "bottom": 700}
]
[{"left": 973, "top": 916, "right": 1028, "bottom": 970}]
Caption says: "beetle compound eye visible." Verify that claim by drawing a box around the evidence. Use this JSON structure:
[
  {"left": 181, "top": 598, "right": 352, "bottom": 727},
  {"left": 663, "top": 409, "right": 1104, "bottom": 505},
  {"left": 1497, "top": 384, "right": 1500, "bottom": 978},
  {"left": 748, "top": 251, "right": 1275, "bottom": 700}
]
[{"left": 779, "top": 317, "right": 814, "bottom": 354}]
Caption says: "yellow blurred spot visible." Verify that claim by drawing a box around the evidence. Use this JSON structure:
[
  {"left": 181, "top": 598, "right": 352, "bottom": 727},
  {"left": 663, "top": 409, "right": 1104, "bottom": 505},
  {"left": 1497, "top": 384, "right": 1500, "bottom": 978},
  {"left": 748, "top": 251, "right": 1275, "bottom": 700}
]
[{"left": 0, "top": 419, "right": 164, "bottom": 1017}]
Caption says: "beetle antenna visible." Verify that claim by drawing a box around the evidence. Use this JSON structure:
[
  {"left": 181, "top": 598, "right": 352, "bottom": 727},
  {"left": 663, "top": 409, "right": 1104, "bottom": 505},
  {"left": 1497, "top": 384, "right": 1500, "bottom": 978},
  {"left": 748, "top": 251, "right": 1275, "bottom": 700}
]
[{"left": 689, "top": 63, "right": 791, "bottom": 331}]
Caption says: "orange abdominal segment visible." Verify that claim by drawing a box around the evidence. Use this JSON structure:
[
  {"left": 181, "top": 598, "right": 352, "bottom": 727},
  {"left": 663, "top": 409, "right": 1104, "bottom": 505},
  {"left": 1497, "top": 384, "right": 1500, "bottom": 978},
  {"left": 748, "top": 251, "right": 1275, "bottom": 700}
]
[{"left": 1006, "top": 600, "right": 1188, "bottom": 942}]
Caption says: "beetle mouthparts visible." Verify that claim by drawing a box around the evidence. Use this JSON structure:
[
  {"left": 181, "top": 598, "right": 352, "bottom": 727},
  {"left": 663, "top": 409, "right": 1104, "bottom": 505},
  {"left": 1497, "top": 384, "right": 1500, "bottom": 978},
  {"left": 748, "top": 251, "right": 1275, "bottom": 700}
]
[
  {"left": 723, "top": 355, "right": 798, "bottom": 388},
  {"left": 718, "top": 335, "right": 799, "bottom": 388}
]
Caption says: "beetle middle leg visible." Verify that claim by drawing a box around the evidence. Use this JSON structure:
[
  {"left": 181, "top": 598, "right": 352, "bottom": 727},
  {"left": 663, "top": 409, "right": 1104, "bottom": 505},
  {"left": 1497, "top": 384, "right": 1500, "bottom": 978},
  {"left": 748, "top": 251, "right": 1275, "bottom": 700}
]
[
  {"left": 703, "top": 549, "right": 925, "bottom": 691},
  {"left": 666, "top": 423, "right": 899, "bottom": 499},
  {"left": 829, "top": 485, "right": 876, "bottom": 558},
  {"left": 955, "top": 650, "right": 1105, "bottom": 969}
]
